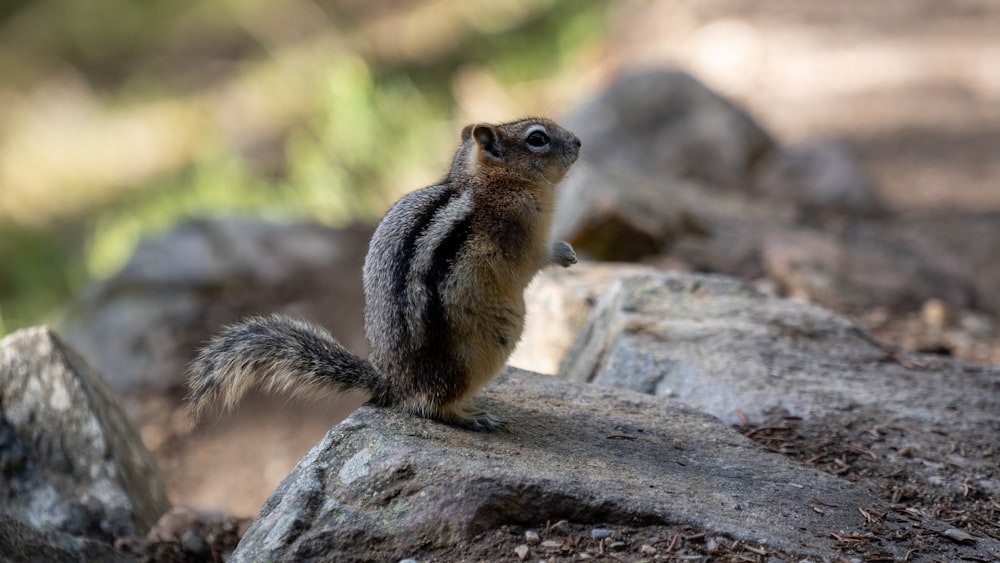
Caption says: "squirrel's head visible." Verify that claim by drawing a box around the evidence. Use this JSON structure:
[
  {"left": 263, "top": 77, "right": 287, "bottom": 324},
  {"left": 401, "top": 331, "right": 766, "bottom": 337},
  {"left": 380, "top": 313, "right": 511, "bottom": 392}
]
[{"left": 452, "top": 117, "right": 581, "bottom": 186}]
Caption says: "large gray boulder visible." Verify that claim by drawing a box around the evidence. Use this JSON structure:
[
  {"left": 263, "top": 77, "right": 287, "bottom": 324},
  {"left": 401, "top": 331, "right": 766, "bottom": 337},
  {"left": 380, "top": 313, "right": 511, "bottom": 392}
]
[
  {"left": 553, "top": 69, "right": 776, "bottom": 263},
  {"left": 0, "top": 327, "right": 170, "bottom": 541},
  {"left": 231, "top": 369, "right": 996, "bottom": 562},
  {"left": 560, "top": 271, "right": 994, "bottom": 422},
  {"left": 564, "top": 69, "right": 775, "bottom": 189},
  {"left": 559, "top": 272, "right": 1000, "bottom": 512}
]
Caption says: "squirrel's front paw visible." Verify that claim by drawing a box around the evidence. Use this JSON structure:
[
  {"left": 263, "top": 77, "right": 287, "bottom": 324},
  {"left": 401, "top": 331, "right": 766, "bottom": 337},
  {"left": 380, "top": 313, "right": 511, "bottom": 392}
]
[{"left": 550, "top": 241, "right": 577, "bottom": 268}]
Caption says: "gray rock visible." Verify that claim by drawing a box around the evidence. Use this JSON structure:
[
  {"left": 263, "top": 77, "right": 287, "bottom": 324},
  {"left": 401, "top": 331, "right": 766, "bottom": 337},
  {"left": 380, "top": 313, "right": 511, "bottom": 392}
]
[
  {"left": 552, "top": 164, "right": 705, "bottom": 261},
  {"left": 0, "top": 327, "right": 170, "bottom": 540},
  {"left": 590, "top": 528, "right": 612, "bottom": 540},
  {"left": 551, "top": 69, "right": 785, "bottom": 268},
  {"left": 0, "top": 515, "right": 135, "bottom": 563},
  {"left": 558, "top": 272, "right": 999, "bottom": 497},
  {"left": 61, "top": 218, "right": 371, "bottom": 394},
  {"left": 559, "top": 271, "right": 993, "bottom": 421},
  {"left": 665, "top": 181, "right": 796, "bottom": 280},
  {"left": 564, "top": 69, "right": 775, "bottom": 189},
  {"left": 230, "top": 369, "right": 996, "bottom": 562},
  {"left": 511, "top": 262, "right": 657, "bottom": 374},
  {"left": 755, "top": 138, "right": 883, "bottom": 216}
]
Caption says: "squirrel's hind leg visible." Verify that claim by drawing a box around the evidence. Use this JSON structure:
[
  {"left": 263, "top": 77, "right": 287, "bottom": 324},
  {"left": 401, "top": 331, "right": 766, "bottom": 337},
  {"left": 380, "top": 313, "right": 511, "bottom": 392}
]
[{"left": 424, "top": 403, "right": 505, "bottom": 432}]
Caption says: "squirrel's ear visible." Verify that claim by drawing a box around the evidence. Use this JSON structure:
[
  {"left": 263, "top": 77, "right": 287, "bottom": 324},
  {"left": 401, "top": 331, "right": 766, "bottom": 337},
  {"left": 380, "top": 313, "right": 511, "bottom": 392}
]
[
  {"left": 460, "top": 124, "right": 474, "bottom": 142},
  {"left": 472, "top": 124, "right": 503, "bottom": 160}
]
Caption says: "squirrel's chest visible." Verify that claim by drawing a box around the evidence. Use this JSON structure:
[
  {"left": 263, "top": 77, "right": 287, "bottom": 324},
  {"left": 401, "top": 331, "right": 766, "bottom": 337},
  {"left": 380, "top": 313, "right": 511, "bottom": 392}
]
[{"left": 474, "top": 195, "right": 553, "bottom": 267}]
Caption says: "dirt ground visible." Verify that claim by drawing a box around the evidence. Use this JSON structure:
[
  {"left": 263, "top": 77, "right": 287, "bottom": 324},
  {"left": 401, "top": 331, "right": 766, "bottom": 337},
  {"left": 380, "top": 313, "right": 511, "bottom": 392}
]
[{"left": 127, "top": 1, "right": 1000, "bottom": 560}]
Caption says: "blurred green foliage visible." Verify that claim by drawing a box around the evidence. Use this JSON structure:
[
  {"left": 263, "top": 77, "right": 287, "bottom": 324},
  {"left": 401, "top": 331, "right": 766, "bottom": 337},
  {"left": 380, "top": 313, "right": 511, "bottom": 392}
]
[
  {"left": 0, "top": 224, "right": 86, "bottom": 332},
  {"left": 0, "top": 0, "right": 607, "bottom": 335}
]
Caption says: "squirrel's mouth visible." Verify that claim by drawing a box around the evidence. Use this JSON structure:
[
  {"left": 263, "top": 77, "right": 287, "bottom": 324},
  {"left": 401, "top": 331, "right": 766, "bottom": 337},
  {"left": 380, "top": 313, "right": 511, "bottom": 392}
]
[
  {"left": 562, "top": 147, "right": 580, "bottom": 167},
  {"left": 562, "top": 134, "right": 582, "bottom": 166}
]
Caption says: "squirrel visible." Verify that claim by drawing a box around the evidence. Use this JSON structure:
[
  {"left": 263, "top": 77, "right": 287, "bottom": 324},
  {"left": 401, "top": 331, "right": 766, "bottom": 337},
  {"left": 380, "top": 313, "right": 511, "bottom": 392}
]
[{"left": 187, "top": 117, "right": 581, "bottom": 431}]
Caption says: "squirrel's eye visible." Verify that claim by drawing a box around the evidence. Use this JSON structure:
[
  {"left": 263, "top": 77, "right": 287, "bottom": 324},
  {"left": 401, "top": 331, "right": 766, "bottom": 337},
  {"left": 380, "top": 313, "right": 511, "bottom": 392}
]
[{"left": 526, "top": 130, "right": 550, "bottom": 148}]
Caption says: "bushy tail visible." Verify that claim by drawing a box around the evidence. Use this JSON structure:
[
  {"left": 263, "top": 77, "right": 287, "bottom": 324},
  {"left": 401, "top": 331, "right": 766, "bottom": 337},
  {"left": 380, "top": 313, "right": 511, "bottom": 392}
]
[{"left": 187, "top": 314, "right": 385, "bottom": 422}]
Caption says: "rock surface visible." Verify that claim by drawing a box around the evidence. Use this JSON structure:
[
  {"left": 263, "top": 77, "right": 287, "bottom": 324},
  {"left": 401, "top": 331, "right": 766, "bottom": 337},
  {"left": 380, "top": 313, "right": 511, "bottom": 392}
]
[
  {"left": 557, "top": 271, "right": 997, "bottom": 426},
  {"left": 60, "top": 218, "right": 372, "bottom": 394},
  {"left": 0, "top": 327, "right": 171, "bottom": 541},
  {"left": 559, "top": 272, "right": 999, "bottom": 512},
  {"left": 232, "top": 369, "right": 997, "bottom": 562},
  {"left": 511, "top": 262, "right": 656, "bottom": 374}
]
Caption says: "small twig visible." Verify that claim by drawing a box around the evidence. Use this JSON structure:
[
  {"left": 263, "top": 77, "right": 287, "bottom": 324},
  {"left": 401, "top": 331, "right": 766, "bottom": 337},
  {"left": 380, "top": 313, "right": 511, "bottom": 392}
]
[
  {"left": 742, "top": 423, "right": 790, "bottom": 438},
  {"left": 858, "top": 507, "right": 884, "bottom": 524},
  {"left": 848, "top": 443, "right": 878, "bottom": 460},
  {"left": 735, "top": 410, "right": 748, "bottom": 425},
  {"left": 812, "top": 496, "right": 839, "bottom": 507}
]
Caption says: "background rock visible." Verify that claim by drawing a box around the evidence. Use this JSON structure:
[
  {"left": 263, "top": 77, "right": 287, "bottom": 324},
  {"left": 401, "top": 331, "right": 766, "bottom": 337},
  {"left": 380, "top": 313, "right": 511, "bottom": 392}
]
[
  {"left": 0, "top": 327, "right": 171, "bottom": 541},
  {"left": 754, "top": 138, "right": 884, "bottom": 217},
  {"left": 0, "top": 516, "right": 135, "bottom": 563},
  {"left": 564, "top": 69, "right": 775, "bottom": 189},
  {"left": 232, "top": 369, "right": 996, "bottom": 562},
  {"left": 665, "top": 183, "right": 793, "bottom": 279},
  {"left": 556, "top": 68, "right": 994, "bottom": 367},
  {"left": 60, "top": 218, "right": 372, "bottom": 395},
  {"left": 552, "top": 164, "right": 705, "bottom": 262}
]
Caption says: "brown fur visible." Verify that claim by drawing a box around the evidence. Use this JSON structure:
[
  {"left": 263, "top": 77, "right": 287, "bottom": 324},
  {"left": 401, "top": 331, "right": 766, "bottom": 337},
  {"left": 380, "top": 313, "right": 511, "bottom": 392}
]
[{"left": 188, "top": 118, "right": 580, "bottom": 431}]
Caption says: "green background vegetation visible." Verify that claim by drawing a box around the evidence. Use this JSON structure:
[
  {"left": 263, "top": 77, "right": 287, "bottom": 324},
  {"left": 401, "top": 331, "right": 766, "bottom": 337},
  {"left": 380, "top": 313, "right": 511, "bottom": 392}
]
[{"left": 0, "top": 0, "right": 607, "bottom": 335}]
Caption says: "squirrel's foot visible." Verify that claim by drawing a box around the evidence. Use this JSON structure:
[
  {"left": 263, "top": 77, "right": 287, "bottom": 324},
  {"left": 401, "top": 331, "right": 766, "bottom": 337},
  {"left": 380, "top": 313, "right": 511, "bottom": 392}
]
[
  {"left": 549, "top": 241, "right": 577, "bottom": 268},
  {"left": 432, "top": 406, "right": 506, "bottom": 432}
]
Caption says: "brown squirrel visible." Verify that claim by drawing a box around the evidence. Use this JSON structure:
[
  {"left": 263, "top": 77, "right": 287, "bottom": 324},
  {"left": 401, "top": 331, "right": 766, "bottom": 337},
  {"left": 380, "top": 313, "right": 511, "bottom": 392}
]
[{"left": 187, "top": 117, "right": 581, "bottom": 431}]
